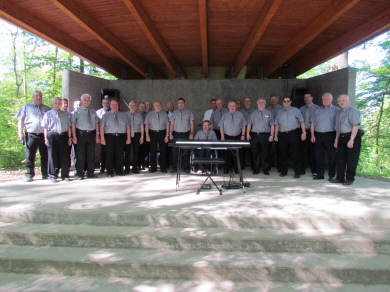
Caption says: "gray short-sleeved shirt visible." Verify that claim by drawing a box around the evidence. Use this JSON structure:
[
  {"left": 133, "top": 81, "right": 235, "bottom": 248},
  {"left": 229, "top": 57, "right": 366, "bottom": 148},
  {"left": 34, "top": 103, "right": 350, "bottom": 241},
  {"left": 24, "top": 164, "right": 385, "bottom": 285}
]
[
  {"left": 311, "top": 104, "right": 340, "bottom": 132},
  {"left": 41, "top": 109, "right": 71, "bottom": 133},
  {"left": 210, "top": 108, "right": 228, "bottom": 130},
  {"left": 274, "top": 106, "right": 304, "bottom": 132},
  {"left": 194, "top": 129, "right": 218, "bottom": 141},
  {"left": 169, "top": 109, "right": 194, "bottom": 132},
  {"left": 126, "top": 111, "right": 144, "bottom": 133},
  {"left": 71, "top": 106, "right": 99, "bottom": 131},
  {"left": 96, "top": 108, "right": 108, "bottom": 120},
  {"left": 144, "top": 110, "right": 169, "bottom": 131},
  {"left": 336, "top": 105, "right": 361, "bottom": 134},
  {"left": 100, "top": 111, "right": 129, "bottom": 134},
  {"left": 219, "top": 111, "right": 247, "bottom": 136},
  {"left": 15, "top": 102, "right": 51, "bottom": 133},
  {"left": 240, "top": 107, "right": 255, "bottom": 123},
  {"left": 299, "top": 103, "right": 320, "bottom": 129},
  {"left": 248, "top": 109, "right": 274, "bottom": 133},
  {"left": 266, "top": 104, "right": 284, "bottom": 117}
]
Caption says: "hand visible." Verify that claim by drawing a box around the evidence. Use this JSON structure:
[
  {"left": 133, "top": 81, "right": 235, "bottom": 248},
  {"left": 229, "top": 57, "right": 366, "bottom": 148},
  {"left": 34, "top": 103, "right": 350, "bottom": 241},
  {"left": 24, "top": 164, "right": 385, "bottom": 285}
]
[
  {"left": 347, "top": 139, "right": 354, "bottom": 148},
  {"left": 311, "top": 136, "right": 316, "bottom": 143},
  {"left": 247, "top": 134, "right": 251, "bottom": 141},
  {"left": 126, "top": 139, "right": 131, "bottom": 145},
  {"left": 45, "top": 139, "right": 50, "bottom": 147},
  {"left": 164, "top": 136, "right": 169, "bottom": 143},
  {"left": 72, "top": 137, "right": 77, "bottom": 144},
  {"left": 139, "top": 137, "right": 144, "bottom": 145},
  {"left": 274, "top": 136, "right": 278, "bottom": 142},
  {"left": 301, "top": 133, "right": 306, "bottom": 141},
  {"left": 100, "top": 139, "right": 106, "bottom": 145},
  {"left": 240, "top": 135, "right": 245, "bottom": 141},
  {"left": 18, "top": 132, "right": 25, "bottom": 140},
  {"left": 146, "top": 136, "right": 150, "bottom": 142},
  {"left": 334, "top": 140, "right": 338, "bottom": 148},
  {"left": 268, "top": 136, "right": 274, "bottom": 142},
  {"left": 189, "top": 134, "right": 194, "bottom": 140},
  {"left": 68, "top": 138, "right": 72, "bottom": 146},
  {"left": 169, "top": 133, "right": 174, "bottom": 140}
]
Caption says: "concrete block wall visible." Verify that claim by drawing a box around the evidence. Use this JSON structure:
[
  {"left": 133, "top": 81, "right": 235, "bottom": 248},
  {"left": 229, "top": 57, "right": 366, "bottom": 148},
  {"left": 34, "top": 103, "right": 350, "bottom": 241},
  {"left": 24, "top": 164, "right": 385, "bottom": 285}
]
[{"left": 62, "top": 67, "right": 356, "bottom": 126}]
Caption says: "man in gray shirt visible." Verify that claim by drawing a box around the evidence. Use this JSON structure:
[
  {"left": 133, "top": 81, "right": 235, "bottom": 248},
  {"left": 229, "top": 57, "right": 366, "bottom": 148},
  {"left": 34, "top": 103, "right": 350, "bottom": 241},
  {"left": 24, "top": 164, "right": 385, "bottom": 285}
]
[
  {"left": 247, "top": 98, "right": 274, "bottom": 175},
  {"left": 71, "top": 93, "right": 100, "bottom": 180},
  {"left": 138, "top": 101, "right": 149, "bottom": 170},
  {"left": 125, "top": 101, "right": 144, "bottom": 174},
  {"left": 210, "top": 99, "right": 228, "bottom": 140},
  {"left": 299, "top": 93, "right": 320, "bottom": 176},
  {"left": 145, "top": 101, "right": 170, "bottom": 173},
  {"left": 274, "top": 96, "right": 306, "bottom": 178},
  {"left": 266, "top": 93, "right": 284, "bottom": 172},
  {"left": 41, "top": 97, "right": 72, "bottom": 183},
  {"left": 330, "top": 94, "right": 362, "bottom": 185},
  {"left": 169, "top": 98, "right": 195, "bottom": 173},
  {"left": 16, "top": 91, "right": 51, "bottom": 182},
  {"left": 100, "top": 99, "right": 130, "bottom": 177},
  {"left": 219, "top": 101, "right": 247, "bottom": 174},
  {"left": 311, "top": 93, "right": 340, "bottom": 181},
  {"left": 240, "top": 97, "right": 255, "bottom": 170}
]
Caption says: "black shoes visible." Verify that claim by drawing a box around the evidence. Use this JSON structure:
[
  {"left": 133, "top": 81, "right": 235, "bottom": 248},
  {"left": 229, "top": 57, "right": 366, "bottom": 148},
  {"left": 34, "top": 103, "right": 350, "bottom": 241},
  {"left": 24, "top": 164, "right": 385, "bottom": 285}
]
[
  {"left": 263, "top": 170, "right": 270, "bottom": 175},
  {"left": 170, "top": 170, "right": 177, "bottom": 173},
  {"left": 132, "top": 170, "right": 140, "bottom": 174},
  {"left": 313, "top": 175, "right": 324, "bottom": 180},
  {"left": 343, "top": 181, "right": 354, "bottom": 185},
  {"left": 293, "top": 174, "right": 300, "bottom": 179},
  {"left": 149, "top": 169, "right": 156, "bottom": 173},
  {"left": 253, "top": 170, "right": 259, "bottom": 175},
  {"left": 279, "top": 173, "right": 287, "bottom": 177},
  {"left": 329, "top": 178, "right": 344, "bottom": 183},
  {"left": 161, "top": 169, "right": 167, "bottom": 173}
]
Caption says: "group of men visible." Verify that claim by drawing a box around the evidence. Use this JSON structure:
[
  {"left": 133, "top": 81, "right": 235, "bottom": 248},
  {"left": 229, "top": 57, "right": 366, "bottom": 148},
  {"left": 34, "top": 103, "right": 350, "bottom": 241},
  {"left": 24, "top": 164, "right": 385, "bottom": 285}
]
[{"left": 16, "top": 91, "right": 362, "bottom": 186}]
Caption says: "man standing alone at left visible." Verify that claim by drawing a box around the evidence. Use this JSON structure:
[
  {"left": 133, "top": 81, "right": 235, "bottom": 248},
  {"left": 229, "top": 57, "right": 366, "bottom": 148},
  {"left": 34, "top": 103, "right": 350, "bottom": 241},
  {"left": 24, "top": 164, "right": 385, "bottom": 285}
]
[{"left": 16, "top": 91, "right": 51, "bottom": 182}]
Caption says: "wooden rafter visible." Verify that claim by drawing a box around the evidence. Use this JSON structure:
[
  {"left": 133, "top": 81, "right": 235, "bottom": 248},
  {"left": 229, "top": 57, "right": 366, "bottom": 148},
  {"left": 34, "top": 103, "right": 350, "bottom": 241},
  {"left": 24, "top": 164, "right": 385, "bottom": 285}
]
[
  {"left": 294, "top": 8, "right": 390, "bottom": 76},
  {"left": 50, "top": 0, "right": 149, "bottom": 78},
  {"left": 263, "top": 0, "right": 361, "bottom": 77},
  {"left": 231, "top": 0, "right": 282, "bottom": 78},
  {"left": 198, "top": 0, "right": 208, "bottom": 78},
  {"left": 122, "top": 0, "right": 182, "bottom": 78},
  {"left": 0, "top": 0, "right": 122, "bottom": 77}
]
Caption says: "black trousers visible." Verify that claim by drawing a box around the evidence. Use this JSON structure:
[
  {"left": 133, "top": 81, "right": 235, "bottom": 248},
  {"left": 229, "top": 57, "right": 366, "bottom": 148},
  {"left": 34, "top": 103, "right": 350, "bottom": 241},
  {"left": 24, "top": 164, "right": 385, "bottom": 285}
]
[
  {"left": 299, "top": 131, "right": 316, "bottom": 174},
  {"left": 336, "top": 133, "right": 361, "bottom": 182},
  {"left": 225, "top": 134, "right": 242, "bottom": 173},
  {"left": 250, "top": 133, "right": 270, "bottom": 171},
  {"left": 138, "top": 141, "right": 150, "bottom": 168},
  {"left": 172, "top": 131, "right": 190, "bottom": 171},
  {"left": 100, "top": 145, "right": 106, "bottom": 171},
  {"left": 105, "top": 133, "right": 126, "bottom": 175},
  {"left": 125, "top": 132, "right": 141, "bottom": 172},
  {"left": 75, "top": 129, "right": 96, "bottom": 177},
  {"left": 278, "top": 129, "right": 301, "bottom": 175},
  {"left": 269, "top": 140, "right": 281, "bottom": 172},
  {"left": 149, "top": 130, "right": 167, "bottom": 171},
  {"left": 25, "top": 132, "right": 48, "bottom": 178},
  {"left": 315, "top": 131, "right": 337, "bottom": 178},
  {"left": 47, "top": 132, "right": 70, "bottom": 179}
]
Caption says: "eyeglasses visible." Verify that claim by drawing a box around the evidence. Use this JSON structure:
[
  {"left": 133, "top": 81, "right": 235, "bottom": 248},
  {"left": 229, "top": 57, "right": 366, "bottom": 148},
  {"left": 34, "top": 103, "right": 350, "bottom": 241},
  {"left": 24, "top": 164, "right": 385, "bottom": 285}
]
[{"left": 283, "top": 100, "right": 291, "bottom": 103}]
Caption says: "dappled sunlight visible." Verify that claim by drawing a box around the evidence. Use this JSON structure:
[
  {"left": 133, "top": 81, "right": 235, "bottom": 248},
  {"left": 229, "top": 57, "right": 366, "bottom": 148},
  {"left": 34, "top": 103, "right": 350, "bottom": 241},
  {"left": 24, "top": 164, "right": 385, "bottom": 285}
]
[
  {"left": 87, "top": 250, "right": 124, "bottom": 263},
  {"left": 67, "top": 200, "right": 130, "bottom": 210}
]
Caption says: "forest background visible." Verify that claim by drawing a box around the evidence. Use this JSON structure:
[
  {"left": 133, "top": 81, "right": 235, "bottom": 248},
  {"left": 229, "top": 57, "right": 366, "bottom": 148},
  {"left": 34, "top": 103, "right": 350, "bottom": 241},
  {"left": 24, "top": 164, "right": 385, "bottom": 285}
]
[{"left": 0, "top": 19, "right": 389, "bottom": 179}]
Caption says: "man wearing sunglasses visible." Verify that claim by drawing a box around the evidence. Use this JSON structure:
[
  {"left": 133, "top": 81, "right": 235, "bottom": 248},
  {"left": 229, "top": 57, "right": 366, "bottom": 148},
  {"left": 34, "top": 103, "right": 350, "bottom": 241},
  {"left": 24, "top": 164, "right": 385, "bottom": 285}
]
[{"left": 274, "top": 97, "right": 306, "bottom": 178}]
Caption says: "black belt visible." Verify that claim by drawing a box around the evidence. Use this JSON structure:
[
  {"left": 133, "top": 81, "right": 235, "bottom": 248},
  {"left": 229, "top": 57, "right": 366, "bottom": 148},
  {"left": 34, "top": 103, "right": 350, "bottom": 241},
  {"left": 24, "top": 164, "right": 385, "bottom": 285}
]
[
  {"left": 149, "top": 130, "right": 165, "bottom": 133},
  {"left": 49, "top": 131, "right": 68, "bottom": 135},
  {"left": 340, "top": 132, "right": 351, "bottom": 137},
  {"left": 28, "top": 132, "right": 44, "bottom": 136},
  {"left": 251, "top": 132, "right": 270, "bottom": 135},
  {"left": 174, "top": 131, "right": 189, "bottom": 134},
  {"left": 77, "top": 129, "right": 96, "bottom": 133},
  {"left": 106, "top": 133, "right": 126, "bottom": 136},
  {"left": 280, "top": 128, "right": 299, "bottom": 133},
  {"left": 315, "top": 131, "right": 335, "bottom": 134}
]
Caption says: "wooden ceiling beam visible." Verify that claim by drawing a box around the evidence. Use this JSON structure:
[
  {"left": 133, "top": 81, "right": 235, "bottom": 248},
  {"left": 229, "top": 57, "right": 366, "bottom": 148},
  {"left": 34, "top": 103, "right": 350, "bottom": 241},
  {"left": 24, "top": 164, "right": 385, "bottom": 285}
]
[
  {"left": 123, "top": 0, "right": 183, "bottom": 78},
  {"left": 231, "top": 0, "right": 282, "bottom": 78},
  {"left": 263, "top": 0, "right": 361, "bottom": 77},
  {"left": 294, "top": 8, "right": 390, "bottom": 76},
  {"left": 198, "top": 0, "right": 208, "bottom": 78},
  {"left": 0, "top": 0, "right": 123, "bottom": 78},
  {"left": 50, "top": 0, "right": 149, "bottom": 78}
]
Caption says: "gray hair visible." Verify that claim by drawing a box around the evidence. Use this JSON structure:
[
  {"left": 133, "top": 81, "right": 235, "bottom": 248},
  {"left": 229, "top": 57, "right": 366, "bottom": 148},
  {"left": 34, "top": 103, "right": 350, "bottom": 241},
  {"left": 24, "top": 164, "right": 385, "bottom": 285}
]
[
  {"left": 322, "top": 92, "right": 333, "bottom": 100},
  {"left": 52, "top": 97, "right": 61, "bottom": 103},
  {"left": 337, "top": 94, "right": 349, "bottom": 100},
  {"left": 81, "top": 93, "right": 92, "bottom": 101}
]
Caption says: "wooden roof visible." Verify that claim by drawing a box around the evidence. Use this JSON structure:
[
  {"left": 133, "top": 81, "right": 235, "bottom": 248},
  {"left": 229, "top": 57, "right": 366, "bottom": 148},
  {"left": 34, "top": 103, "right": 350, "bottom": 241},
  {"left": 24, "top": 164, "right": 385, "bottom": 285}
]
[{"left": 1, "top": 0, "right": 389, "bottom": 79}]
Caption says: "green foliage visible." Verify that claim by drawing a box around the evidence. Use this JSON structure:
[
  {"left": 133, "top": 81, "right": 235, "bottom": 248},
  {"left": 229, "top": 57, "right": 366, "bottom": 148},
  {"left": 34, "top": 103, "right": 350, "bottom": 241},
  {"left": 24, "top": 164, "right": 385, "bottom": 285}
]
[
  {"left": 296, "top": 61, "right": 330, "bottom": 79},
  {"left": 0, "top": 21, "right": 116, "bottom": 169}
]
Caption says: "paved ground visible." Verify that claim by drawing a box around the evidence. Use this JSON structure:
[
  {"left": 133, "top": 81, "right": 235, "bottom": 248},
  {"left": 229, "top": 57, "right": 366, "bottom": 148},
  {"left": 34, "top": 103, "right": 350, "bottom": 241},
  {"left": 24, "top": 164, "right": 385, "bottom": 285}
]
[{"left": 0, "top": 169, "right": 389, "bottom": 233}]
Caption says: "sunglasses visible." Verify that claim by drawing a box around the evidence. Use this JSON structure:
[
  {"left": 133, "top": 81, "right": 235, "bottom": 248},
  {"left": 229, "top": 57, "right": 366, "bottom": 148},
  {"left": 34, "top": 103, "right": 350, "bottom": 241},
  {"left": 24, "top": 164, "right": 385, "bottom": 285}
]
[{"left": 283, "top": 100, "right": 291, "bottom": 103}]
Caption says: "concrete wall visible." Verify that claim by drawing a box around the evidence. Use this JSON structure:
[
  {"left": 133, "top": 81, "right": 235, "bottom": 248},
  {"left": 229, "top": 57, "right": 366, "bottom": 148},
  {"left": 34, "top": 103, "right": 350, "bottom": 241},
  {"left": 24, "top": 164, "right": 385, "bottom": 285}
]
[
  {"left": 63, "top": 67, "right": 357, "bottom": 125},
  {"left": 306, "top": 67, "right": 357, "bottom": 106},
  {"left": 62, "top": 70, "right": 110, "bottom": 111}
]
